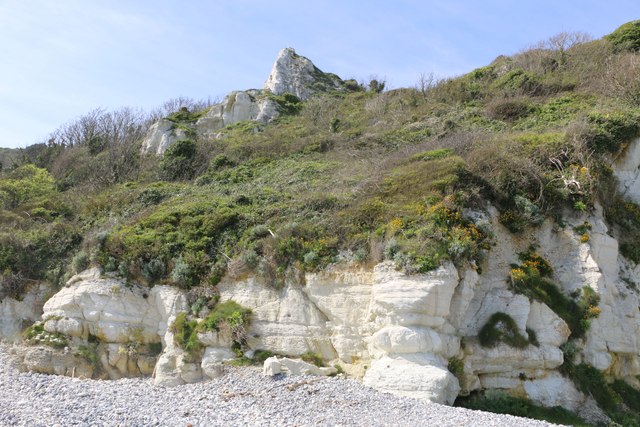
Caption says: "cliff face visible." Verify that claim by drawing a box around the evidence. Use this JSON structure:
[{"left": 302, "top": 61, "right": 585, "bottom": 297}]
[
  {"left": 5, "top": 141, "right": 640, "bottom": 417},
  {"left": 141, "top": 48, "right": 345, "bottom": 156},
  {"left": 264, "top": 47, "right": 344, "bottom": 100}
]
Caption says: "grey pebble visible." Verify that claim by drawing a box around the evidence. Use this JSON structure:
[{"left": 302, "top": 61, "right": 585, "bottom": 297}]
[{"left": 0, "top": 346, "right": 557, "bottom": 427}]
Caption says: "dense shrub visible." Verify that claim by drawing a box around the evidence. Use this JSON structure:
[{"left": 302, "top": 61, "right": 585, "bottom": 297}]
[
  {"left": 584, "top": 109, "right": 640, "bottom": 153},
  {"left": 70, "top": 250, "right": 90, "bottom": 274},
  {"left": 486, "top": 98, "right": 531, "bottom": 121},
  {"left": 560, "top": 359, "right": 640, "bottom": 425},
  {"left": 606, "top": 20, "right": 640, "bottom": 52},
  {"left": 160, "top": 139, "right": 197, "bottom": 181},
  {"left": 269, "top": 92, "right": 303, "bottom": 115},
  {"left": 458, "top": 392, "right": 591, "bottom": 426},
  {"left": 0, "top": 164, "right": 56, "bottom": 209},
  {"left": 105, "top": 199, "right": 240, "bottom": 286}
]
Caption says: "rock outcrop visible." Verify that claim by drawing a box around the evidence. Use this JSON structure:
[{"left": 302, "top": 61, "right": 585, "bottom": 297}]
[
  {"left": 614, "top": 137, "right": 640, "bottom": 204},
  {"left": 140, "top": 119, "right": 189, "bottom": 157},
  {"left": 0, "top": 283, "right": 51, "bottom": 342},
  {"left": 264, "top": 47, "right": 344, "bottom": 100},
  {"left": 141, "top": 48, "right": 345, "bottom": 155},
  {"left": 23, "top": 268, "right": 187, "bottom": 379},
  {"left": 262, "top": 356, "right": 337, "bottom": 376}
]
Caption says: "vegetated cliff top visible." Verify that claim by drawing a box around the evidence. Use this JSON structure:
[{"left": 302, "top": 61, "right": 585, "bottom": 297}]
[{"left": 2, "top": 21, "right": 640, "bottom": 297}]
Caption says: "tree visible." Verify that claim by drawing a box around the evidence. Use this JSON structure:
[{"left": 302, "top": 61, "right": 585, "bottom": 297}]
[
  {"left": 417, "top": 72, "right": 438, "bottom": 99},
  {"left": 368, "top": 78, "right": 386, "bottom": 93},
  {"left": 546, "top": 31, "right": 592, "bottom": 65}
]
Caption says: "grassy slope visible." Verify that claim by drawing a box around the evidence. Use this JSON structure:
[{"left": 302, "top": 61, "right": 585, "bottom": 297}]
[
  {"left": 5, "top": 33, "right": 640, "bottom": 287},
  {"left": 4, "top": 31, "right": 640, "bottom": 290}
]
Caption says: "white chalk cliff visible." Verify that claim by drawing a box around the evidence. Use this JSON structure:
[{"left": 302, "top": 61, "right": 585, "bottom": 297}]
[{"left": 141, "top": 48, "right": 345, "bottom": 156}]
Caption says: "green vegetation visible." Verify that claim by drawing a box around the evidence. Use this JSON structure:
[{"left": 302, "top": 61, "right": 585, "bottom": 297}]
[
  {"left": 447, "top": 357, "right": 464, "bottom": 379},
  {"left": 6, "top": 23, "right": 640, "bottom": 297},
  {"left": 300, "top": 351, "right": 324, "bottom": 367},
  {"left": 160, "top": 139, "right": 197, "bottom": 181},
  {"left": 509, "top": 249, "right": 600, "bottom": 338},
  {"left": 457, "top": 392, "right": 591, "bottom": 426},
  {"left": 612, "top": 379, "right": 640, "bottom": 413},
  {"left": 560, "top": 358, "right": 640, "bottom": 426},
  {"left": 171, "top": 312, "right": 201, "bottom": 354},
  {"left": 606, "top": 197, "right": 640, "bottom": 264},
  {"left": 166, "top": 106, "right": 210, "bottom": 123},
  {"left": 606, "top": 20, "right": 640, "bottom": 52},
  {"left": 23, "top": 323, "right": 68, "bottom": 348},
  {"left": 226, "top": 349, "right": 277, "bottom": 367},
  {"left": 199, "top": 300, "right": 252, "bottom": 339},
  {"left": 252, "top": 349, "right": 275, "bottom": 364},
  {"left": 0, "top": 164, "right": 56, "bottom": 209},
  {"left": 75, "top": 344, "right": 100, "bottom": 366},
  {"left": 478, "top": 312, "right": 530, "bottom": 348},
  {"left": 171, "top": 300, "right": 251, "bottom": 356},
  {"left": 267, "top": 92, "right": 303, "bottom": 115}
]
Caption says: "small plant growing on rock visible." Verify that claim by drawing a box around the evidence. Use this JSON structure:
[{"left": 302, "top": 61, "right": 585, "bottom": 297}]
[
  {"left": 75, "top": 344, "right": 100, "bottom": 367},
  {"left": 200, "top": 301, "right": 251, "bottom": 335},
  {"left": 171, "top": 312, "right": 201, "bottom": 355},
  {"left": 332, "top": 364, "right": 345, "bottom": 376},
  {"left": 300, "top": 351, "right": 325, "bottom": 367},
  {"left": 448, "top": 357, "right": 464, "bottom": 379},
  {"left": 478, "top": 312, "right": 529, "bottom": 348},
  {"left": 140, "top": 257, "right": 166, "bottom": 284},
  {"left": 252, "top": 350, "right": 274, "bottom": 364},
  {"left": 509, "top": 248, "right": 600, "bottom": 338},
  {"left": 70, "top": 250, "right": 89, "bottom": 274},
  {"left": 573, "top": 221, "right": 592, "bottom": 243},
  {"left": 198, "top": 300, "right": 252, "bottom": 354},
  {"left": 23, "top": 323, "right": 68, "bottom": 349}
]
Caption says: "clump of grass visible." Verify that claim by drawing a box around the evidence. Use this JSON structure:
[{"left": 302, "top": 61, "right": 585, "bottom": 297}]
[
  {"left": 75, "top": 344, "right": 99, "bottom": 366},
  {"left": 300, "top": 351, "right": 324, "bottom": 367},
  {"left": 171, "top": 300, "right": 252, "bottom": 358},
  {"left": 560, "top": 359, "right": 640, "bottom": 425},
  {"left": 199, "top": 300, "right": 251, "bottom": 335},
  {"left": 252, "top": 350, "right": 275, "bottom": 364},
  {"left": 448, "top": 357, "right": 464, "bottom": 379},
  {"left": 457, "top": 391, "right": 591, "bottom": 426},
  {"left": 23, "top": 323, "right": 68, "bottom": 348},
  {"left": 170, "top": 312, "right": 201, "bottom": 355},
  {"left": 478, "top": 312, "right": 529, "bottom": 348}
]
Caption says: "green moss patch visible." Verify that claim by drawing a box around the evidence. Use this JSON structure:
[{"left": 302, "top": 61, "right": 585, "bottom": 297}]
[{"left": 478, "top": 312, "right": 529, "bottom": 348}]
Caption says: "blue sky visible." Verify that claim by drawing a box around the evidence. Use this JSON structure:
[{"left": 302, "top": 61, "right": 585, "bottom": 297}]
[{"left": 0, "top": 0, "right": 638, "bottom": 148}]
